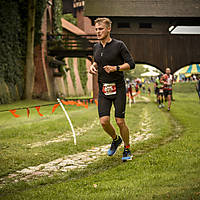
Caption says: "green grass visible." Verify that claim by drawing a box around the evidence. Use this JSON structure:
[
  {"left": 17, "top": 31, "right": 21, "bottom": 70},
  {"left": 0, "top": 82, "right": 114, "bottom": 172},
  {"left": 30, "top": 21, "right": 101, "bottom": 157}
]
[
  {"left": 0, "top": 100, "right": 102, "bottom": 177},
  {"left": 0, "top": 82, "right": 200, "bottom": 199}
]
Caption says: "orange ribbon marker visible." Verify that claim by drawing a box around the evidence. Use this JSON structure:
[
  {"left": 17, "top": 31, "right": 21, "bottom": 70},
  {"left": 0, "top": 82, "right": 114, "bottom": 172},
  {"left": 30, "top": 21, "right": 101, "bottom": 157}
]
[
  {"left": 35, "top": 106, "right": 43, "bottom": 116},
  {"left": 77, "top": 100, "right": 88, "bottom": 109},
  {"left": 94, "top": 100, "right": 98, "bottom": 106},
  {"left": 62, "top": 100, "right": 75, "bottom": 106},
  {"left": 52, "top": 104, "right": 60, "bottom": 113},
  {"left": 9, "top": 110, "right": 20, "bottom": 118},
  {"left": 61, "top": 100, "right": 88, "bottom": 109},
  {"left": 27, "top": 108, "right": 30, "bottom": 118}
]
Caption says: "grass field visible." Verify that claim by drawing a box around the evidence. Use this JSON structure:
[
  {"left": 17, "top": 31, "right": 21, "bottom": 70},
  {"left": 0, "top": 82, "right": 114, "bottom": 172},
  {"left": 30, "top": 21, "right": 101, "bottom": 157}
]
[{"left": 0, "top": 82, "right": 199, "bottom": 199}]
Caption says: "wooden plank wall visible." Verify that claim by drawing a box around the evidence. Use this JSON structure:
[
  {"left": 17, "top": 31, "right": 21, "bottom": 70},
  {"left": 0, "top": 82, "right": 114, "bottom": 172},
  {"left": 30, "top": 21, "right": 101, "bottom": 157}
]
[{"left": 113, "top": 34, "right": 200, "bottom": 73}]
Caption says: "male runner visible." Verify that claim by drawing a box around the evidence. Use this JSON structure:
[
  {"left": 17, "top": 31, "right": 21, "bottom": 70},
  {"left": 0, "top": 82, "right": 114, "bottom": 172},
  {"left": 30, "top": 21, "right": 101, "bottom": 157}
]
[
  {"left": 163, "top": 68, "right": 173, "bottom": 111},
  {"left": 89, "top": 18, "right": 135, "bottom": 161},
  {"left": 126, "top": 78, "right": 133, "bottom": 103},
  {"left": 157, "top": 74, "right": 164, "bottom": 108}
]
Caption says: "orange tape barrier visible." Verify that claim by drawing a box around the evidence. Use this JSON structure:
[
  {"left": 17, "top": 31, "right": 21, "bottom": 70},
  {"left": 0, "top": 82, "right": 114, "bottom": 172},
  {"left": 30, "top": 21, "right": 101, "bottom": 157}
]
[{"left": 8, "top": 100, "right": 97, "bottom": 118}]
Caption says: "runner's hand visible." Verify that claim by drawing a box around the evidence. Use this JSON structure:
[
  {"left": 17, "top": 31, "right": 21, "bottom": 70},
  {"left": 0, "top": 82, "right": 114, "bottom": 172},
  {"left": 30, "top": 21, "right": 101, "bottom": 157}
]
[
  {"left": 103, "top": 65, "right": 116, "bottom": 74},
  {"left": 89, "top": 64, "right": 97, "bottom": 74}
]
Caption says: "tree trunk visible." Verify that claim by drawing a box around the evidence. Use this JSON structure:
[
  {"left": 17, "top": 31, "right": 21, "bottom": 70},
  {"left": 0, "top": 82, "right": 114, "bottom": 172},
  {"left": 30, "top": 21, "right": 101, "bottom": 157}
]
[{"left": 25, "top": 0, "right": 36, "bottom": 99}]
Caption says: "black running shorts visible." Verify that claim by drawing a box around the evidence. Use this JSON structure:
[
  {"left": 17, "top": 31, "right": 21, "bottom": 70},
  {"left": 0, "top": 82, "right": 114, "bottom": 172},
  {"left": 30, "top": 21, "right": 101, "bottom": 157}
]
[
  {"left": 158, "top": 88, "right": 164, "bottom": 96},
  {"left": 164, "top": 89, "right": 172, "bottom": 97},
  {"left": 155, "top": 87, "right": 158, "bottom": 95},
  {"left": 98, "top": 83, "right": 126, "bottom": 118}
]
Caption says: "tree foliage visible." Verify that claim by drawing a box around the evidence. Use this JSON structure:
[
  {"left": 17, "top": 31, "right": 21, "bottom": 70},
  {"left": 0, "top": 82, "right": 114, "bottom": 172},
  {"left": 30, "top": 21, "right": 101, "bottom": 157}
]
[
  {"left": 0, "top": 0, "right": 25, "bottom": 103},
  {"left": 0, "top": 0, "right": 47, "bottom": 103},
  {"left": 62, "top": 14, "right": 77, "bottom": 25},
  {"left": 53, "top": 0, "right": 63, "bottom": 34},
  {"left": 124, "top": 64, "right": 148, "bottom": 80}
]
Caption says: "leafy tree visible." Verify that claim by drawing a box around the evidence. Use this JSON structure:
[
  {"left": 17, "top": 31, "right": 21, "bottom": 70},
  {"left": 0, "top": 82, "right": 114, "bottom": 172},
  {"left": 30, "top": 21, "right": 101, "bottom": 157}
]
[
  {"left": 124, "top": 64, "right": 148, "bottom": 80},
  {"left": 62, "top": 14, "right": 77, "bottom": 25}
]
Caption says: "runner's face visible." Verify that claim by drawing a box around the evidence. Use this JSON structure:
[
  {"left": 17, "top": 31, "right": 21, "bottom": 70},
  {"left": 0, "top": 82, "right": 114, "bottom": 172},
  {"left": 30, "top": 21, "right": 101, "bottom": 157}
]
[
  {"left": 95, "top": 22, "right": 110, "bottom": 40},
  {"left": 166, "top": 68, "right": 171, "bottom": 74}
]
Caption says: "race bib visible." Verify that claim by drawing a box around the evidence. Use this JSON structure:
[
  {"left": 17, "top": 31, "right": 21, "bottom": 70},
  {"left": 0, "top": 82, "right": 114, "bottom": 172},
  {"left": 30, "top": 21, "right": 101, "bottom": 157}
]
[
  {"left": 102, "top": 83, "right": 116, "bottom": 95},
  {"left": 159, "top": 89, "right": 163, "bottom": 93}
]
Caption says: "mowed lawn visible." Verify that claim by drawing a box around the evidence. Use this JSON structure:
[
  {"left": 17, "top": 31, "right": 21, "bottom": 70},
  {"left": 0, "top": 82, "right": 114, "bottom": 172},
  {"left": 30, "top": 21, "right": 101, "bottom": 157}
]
[{"left": 0, "top": 82, "right": 200, "bottom": 200}]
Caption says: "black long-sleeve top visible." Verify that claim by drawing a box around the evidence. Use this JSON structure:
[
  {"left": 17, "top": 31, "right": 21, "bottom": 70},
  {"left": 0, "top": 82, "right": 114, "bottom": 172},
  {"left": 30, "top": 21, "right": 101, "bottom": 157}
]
[{"left": 93, "top": 38, "right": 135, "bottom": 86}]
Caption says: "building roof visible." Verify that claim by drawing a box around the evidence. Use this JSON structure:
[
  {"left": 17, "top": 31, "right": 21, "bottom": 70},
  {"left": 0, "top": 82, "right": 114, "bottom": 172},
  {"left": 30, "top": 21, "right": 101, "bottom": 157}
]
[
  {"left": 61, "top": 18, "right": 86, "bottom": 35},
  {"left": 85, "top": 0, "right": 200, "bottom": 17}
]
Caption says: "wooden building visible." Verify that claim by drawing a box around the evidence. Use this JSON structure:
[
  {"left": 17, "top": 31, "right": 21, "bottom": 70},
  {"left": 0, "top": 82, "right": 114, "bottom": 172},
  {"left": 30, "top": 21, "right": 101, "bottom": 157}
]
[
  {"left": 85, "top": 0, "right": 200, "bottom": 73},
  {"left": 34, "top": 0, "right": 94, "bottom": 100}
]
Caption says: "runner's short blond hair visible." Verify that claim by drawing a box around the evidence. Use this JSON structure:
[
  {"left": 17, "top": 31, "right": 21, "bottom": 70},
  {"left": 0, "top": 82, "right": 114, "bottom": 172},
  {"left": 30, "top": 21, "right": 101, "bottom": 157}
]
[
  {"left": 166, "top": 67, "right": 171, "bottom": 71},
  {"left": 94, "top": 18, "right": 112, "bottom": 28}
]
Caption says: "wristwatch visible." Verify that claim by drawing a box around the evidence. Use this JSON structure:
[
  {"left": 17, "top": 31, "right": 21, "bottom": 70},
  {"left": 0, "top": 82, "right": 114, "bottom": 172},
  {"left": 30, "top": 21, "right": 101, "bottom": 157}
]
[{"left": 116, "top": 65, "right": 120, "bottom": 71}]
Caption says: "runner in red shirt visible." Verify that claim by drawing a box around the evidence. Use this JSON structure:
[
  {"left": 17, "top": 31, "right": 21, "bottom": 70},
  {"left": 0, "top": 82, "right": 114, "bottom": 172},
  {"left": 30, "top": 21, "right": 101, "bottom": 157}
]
[
  {"left": 126, "top": 78, "right": 133, "bottom": 102},
  {"left": 163, "top": 68, "right": 173, "bottom": 111}
]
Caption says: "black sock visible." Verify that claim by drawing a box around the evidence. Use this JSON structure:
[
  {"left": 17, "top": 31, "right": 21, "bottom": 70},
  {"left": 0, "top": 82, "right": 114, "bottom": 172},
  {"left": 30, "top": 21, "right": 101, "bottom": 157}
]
[{"left": 113, "top": 135, "right": 118, "bottom": 141}]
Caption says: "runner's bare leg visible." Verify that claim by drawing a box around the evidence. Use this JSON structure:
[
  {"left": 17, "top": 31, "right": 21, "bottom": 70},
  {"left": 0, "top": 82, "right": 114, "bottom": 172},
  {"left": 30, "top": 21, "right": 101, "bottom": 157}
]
[
  {"left": 100, "top": 116, "right": 117, "bottom": 139},
  {"left": 168, "top": 95, "right": 171, "bottom": 108},
  {"left": 115, "top": 117, "right": 129, "bottom": 146}
]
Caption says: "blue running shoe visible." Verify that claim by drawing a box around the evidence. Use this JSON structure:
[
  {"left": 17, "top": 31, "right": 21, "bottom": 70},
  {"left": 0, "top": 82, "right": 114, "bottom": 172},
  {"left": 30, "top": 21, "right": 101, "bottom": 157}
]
[
  {"left": 107, "top": 136, "right": 122, "bottom": 156},
  {"left": 122, "top": 148, "right": 132, "bottom": 162}
]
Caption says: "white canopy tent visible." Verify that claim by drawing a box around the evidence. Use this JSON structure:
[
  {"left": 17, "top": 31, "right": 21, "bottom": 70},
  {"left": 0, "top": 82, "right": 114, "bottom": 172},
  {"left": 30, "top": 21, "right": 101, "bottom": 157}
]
[{"left": 141, "top": 71, "right": 159, "bottom": 77}]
